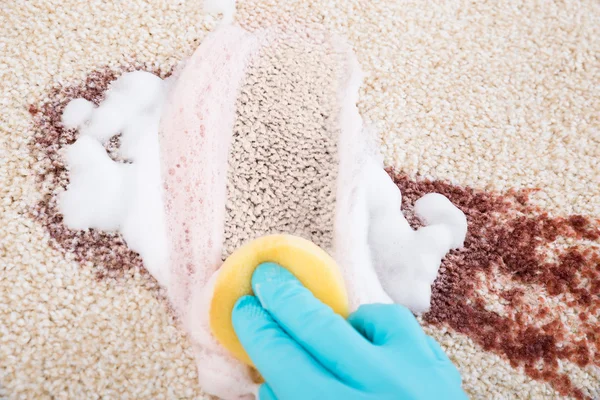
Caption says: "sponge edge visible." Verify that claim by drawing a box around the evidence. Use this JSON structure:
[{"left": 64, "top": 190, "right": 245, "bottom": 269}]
[{"left": 209, "top": 234, "right": 349, "bottom": 366}]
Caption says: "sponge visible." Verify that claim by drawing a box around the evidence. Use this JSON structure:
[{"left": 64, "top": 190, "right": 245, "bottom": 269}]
[{"left": 209, "top": 234, "right": 349, "bottom": 366}]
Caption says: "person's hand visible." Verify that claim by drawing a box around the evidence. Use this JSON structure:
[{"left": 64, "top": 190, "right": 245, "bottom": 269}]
[{"left": 231, "top": 262, "right": 467, "bottom": 400}]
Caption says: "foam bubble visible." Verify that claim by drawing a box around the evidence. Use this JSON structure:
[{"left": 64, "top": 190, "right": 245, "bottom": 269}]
[
  {"left": 61, "top": 98, "right": 95, "bottom": 129},
  {"left": 111, "top": 71, "right": 165, "bottom": 112},
  {"left": 81, "top": 98, "right": 129, "bottom": 142},
  {"left": 79, "top": 71, "right": 165, "bottom": 143},
  {"left": 414, "top": 192, "right": 468, "bottom": 249},
  {"left": 59, "top": 136, "right": 128, "bottom": 231}
]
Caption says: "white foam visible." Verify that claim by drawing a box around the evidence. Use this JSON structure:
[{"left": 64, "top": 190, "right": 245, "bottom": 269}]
[
  {"left": 59, "top": 135, "right": 128, "bottom": 231},
  {"left": 77, "top": 71, "right": 165, "bottom": 143},
  {"left": 81, "top": 97, "right": 129, "bottom": 142},
  {"left": 111, "top": 71, "right": 165, "bottom": 112},
  {"left": 331, "top": 40, "right": 393, "bottom": 308},
  {"left": 414, "top": 193, "right": 468, "bottom": 249},
  {"left": 119, "top": 113, "right": 161, "bottom": 161},
  {"left": 61, "top": 98, "right": 95, "bottom": 129},
  {"left": 364, "top": 158, "right": 467, "bottom": 313},
  {"left": 59, "top": 71, "right": 170, "bottom": 286}
]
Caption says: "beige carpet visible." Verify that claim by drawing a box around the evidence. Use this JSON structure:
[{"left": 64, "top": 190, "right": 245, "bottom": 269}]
[{"left": 1, "top": 0, "right": 599, "bottom": 398}]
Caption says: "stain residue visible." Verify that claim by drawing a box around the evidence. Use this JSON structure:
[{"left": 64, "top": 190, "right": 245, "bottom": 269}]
[
  {"left": 28, "top": 66, "right": 171, "bottom": 280},
  {"left": 389, "top": 170, "right": 599, "bottom": 400}
]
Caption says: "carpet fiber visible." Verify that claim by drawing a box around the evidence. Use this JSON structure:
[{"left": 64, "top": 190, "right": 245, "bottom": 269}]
[{"left": 1, "top": 0, "right": 599, "bottom": 398}]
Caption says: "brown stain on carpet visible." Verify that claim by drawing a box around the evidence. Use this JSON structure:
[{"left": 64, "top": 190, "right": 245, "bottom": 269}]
[
  {"left": 389, "top": 170, "right": 600, "bottom": 400},
  {"left": 28, "top": 66, "right": 171, "bottom": 280}
]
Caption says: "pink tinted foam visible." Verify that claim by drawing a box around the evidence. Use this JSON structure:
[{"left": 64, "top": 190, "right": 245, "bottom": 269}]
[
  {"left": 158, "top": 26, "right": 260, "bottom": 317},
  {"left": 326, "top": 36, "right": 392, "bottom": 309}
]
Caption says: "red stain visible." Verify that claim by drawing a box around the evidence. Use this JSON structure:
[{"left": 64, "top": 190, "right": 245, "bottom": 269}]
[{"left": 389, "top": 170, "right": 599, "bottom": 399}]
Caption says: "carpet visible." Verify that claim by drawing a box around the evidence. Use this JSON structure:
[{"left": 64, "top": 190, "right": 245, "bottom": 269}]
[{"left": 1, "top": 0, "right": 599, "bottom": 398}]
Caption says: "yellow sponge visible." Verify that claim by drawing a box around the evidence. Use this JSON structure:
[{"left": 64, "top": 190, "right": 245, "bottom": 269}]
[{"left": 209, "top": 234, "right": 349, "bottom": 366}]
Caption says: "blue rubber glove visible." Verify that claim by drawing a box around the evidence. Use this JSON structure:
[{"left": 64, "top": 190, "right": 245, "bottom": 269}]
[{"left": 232, "top": 262, "right": 467, "bottom": 400}]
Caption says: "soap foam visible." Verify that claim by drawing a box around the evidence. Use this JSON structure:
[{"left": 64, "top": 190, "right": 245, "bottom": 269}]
[
  {"left": 59, "top": 70, "right": 170, "bottom": 286},
  {"left": 59, "top": 135, "right": 129, "bottom": 231},
  {"left": 61, "top": 98, "right": 95, "bottom": 129},
  {"left": 327, "top": 38, "right": 393, "bottom": 308},
  {"left": 365, "top": 159, "right": 467, "bottom": 313}
]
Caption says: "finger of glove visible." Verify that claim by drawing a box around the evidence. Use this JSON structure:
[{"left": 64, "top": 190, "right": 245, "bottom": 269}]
[
  {"left": 259, "top": 383, "right": 277, "bottom": 400},
  {"left": 232, "top": 295, "right": 333, "bottom": 395},
  {"left": 425, "top": 336, "right": 464, "bottom": 387},
  {"left": 251, "top": 263, "right": 375, "bottom": 379},
  {"left": 348, "top": 303, "right": 429, "bottom": 348},
  {"left": 425, "top": 336, "right": 451, "bottom": 362}
]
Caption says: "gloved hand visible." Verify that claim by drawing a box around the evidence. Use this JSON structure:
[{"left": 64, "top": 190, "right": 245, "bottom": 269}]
[{"left": 232, "top": 262, "right": 467, "bottom": 400}]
